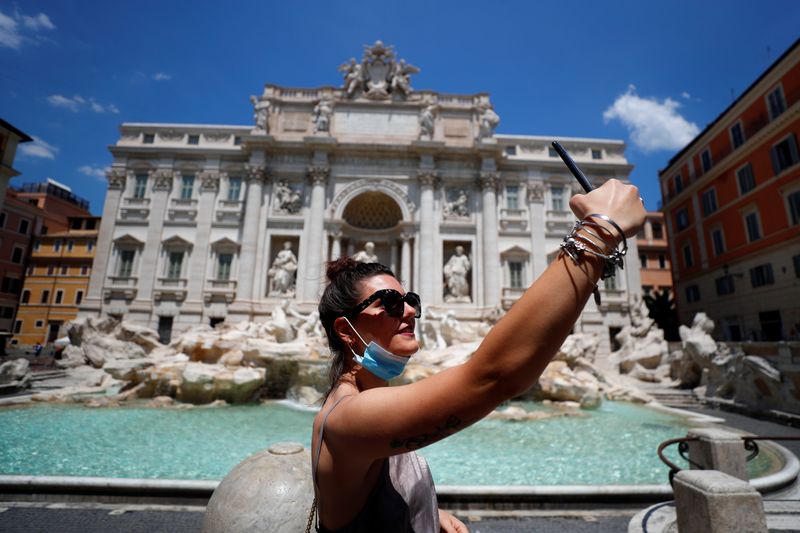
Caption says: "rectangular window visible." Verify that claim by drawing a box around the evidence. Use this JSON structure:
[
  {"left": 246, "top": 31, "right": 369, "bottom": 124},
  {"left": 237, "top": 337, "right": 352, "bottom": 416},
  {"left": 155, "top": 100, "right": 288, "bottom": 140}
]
[
  {"left": 87, "top": 241, "right": 94, "bottom": 252},
  {"left": 640, "top": 254, "right": 647, "bottom": 269},
  {"left": 1, "top": 277, "right": 22, "bottom": 295},
  {"left": 789, "top": 190, "right": 800, "bottom": 225},
  {"left": 674, "top": 174, "right": 683, "bottom": 194},
  {"left": 711, "top": 228, "right": 725, "bottom": 256},
  {"left": 730, "top": 122, "right": 745, "bottom": 149},
  {"left": 682, "top": 244, "right": 693, "bottom": 268},
  {"left": 658, "top": 255, "right": 667, "bottom": 269},
  {"left": 55, "top": 290, "right": 63, "bottom": 304},
  {"left": 652, "top": 223, "right": 663, "bottom": 239},
  {"left": 167, "top": 251, "right": 184, "bottom": 279},
  {"left": 67, "top": 240, "right": 74, "bottom": 252},
  {"left": 35, "top": 320, "right": 43, "bottom": 328},
  {"left": 233, "top": 136, "right": 242, "bottom": 146},
  {"left": 118, "top": 250, "right": 135, "bottom": 277},
  {"left": 228, "top": 177, "right": 242, "bottom": 201},
  {"left": 75, "top": 290, "right": 84, "bottom": 305},
  {"left": 794, "top": 254, "right": 800, "bottom": 278},
  {"left": 143, "top": 133, "right": 155, "bottom": 144},
  {"left": 551, "top": 186, "right": 564, "bottom": 211},
  {"left": 32, "top": 240, "right": 40, "bottom": 252},
  {"left": 21, "top": 290, "right": 30, "bottom": 304},
  {"left": 10, "top": 246, "right": 23, "bottom": 264},
  {"left": 548, "top": 147, "right": 558, "bottom": 158},
  {"left": 604, "top": 275, "right": 617, "bottom": 290},
  {"left": 701, "top": 188, "right": 718, "bottom": 216},
  {"left": 18, "top": 219, "right": 30, "bottom": 235},
  {"left": 685, "top": 285, "right": 700, "bottom": 303},
  {"left": 591, "top": 149, "right": 602, "bottom": 160},
  {"left": 47, "top": 265, "right": 55, "bottom": 275},
  {"left": 701, "top": 149, "right": 712, "bottom": 173},
  {"left": 676, "top": 208, "right": 689, "bottom": 231},
  {"left": 71, "top": 218, "right": 82, "bottom": 230},
  {"left": 750, "top": 264, "right": 774, "bottom": 288},
  {"left": 13, "top": 320, "right": 22, "bottom": 334},
  {"left": 40, "top": 290, "right": 50, "bottom": 304},
  {"left": 745, "top": 211, "right": 761, "bottom": 242},
  {"left": 53, "top": 240, "right": 61, "bottom": 252},
  {"left": 81, "top": 265, "right": 89, "bottom": 276},
  {"left": 506, "top": 185, "right": 519, "bottom": 210},
  {"left": 134, "top": 174, "right": 148, "bottom": 199},
  {"left": 0, "top": 306, "right": 12, "bottom": 319},
  {"left": 60, "top": 265, "right": 68, "bottom": 275},
  {"left": 217, "top": 253, "right": 233, "bottom": 281},
  {"left": 771, "top": 134, "right": 800, "bottom": 175},
  {"left": 715, "top": 276, "right": 735, "bottom": 296},
  {"left": 737, "top": 164, "right": 756, "bottom": 195},
  {"left": 180, "top": 174, "right": 195, "bottom": 199},
  {"left": 505, "top": 146, "right": 517, "bottom": 156},
  {"left": 767, "top": 86, "right": 786, "bottom": 119},
  {"left": 509, "top": 261, "right": 524, "bottom": 289},
  {"left": 187, "top": 134, "right": 200, "bottom": 145}
]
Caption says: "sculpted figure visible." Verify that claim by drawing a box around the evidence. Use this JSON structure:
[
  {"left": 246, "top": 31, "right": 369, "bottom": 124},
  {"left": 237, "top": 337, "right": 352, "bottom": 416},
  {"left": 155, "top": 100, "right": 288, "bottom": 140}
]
[
  {"left": 338, "top": 58, "right": 364, "bottom": 97},
  {"left": 250, "top": 95, "right": 270, "bottom": 133},
  {"left": 443, "top": 246, "right": 471, "bottom": 302},
  {"left": 288, "top": 305, "right": 325, "bottom": 341},
  {"left": 274, "top": 180, "right": 302, "bottom": 214},
  {"left": 420, "top": 308, "right": 447, "bottom": 351},
  {"left": 444, "top": 189, "right": 469, "bottom": 218},
  {"left": 391, "top": 59, "right": 419, "bottom": 96},
  {"left": 418, "top": 104, "right": 437, "bottom": 140},
  {"left": 268, "top": 241, "right": 298, "bottom": 296},
  {"left": 352, "top": 241, "right": 379, "bottom": 263},
  {"left": 264, "top": 299, "right": 295, "bottom": 343},
  {"left": 313, "top": 99, "right": 333, "bottom": 134},
  {"left": 477, "top": 104, "right": 500, "bottom": 141}
]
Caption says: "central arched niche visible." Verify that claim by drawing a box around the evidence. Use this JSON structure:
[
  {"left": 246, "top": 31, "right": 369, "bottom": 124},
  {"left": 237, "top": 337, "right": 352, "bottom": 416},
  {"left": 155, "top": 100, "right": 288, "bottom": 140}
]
[{"left": 342, "top": 191, "right": 403, "bottom": 229}]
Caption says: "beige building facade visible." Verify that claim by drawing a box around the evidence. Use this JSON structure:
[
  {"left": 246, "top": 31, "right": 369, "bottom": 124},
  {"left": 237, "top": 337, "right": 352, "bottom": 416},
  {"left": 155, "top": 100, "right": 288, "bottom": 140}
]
[{"left": 82, "top": 42, "right": 641, "bottom": 350}]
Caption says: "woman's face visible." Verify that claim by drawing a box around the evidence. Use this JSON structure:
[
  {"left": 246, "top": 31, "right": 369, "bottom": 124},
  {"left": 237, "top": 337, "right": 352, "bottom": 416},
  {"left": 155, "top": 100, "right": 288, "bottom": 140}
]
[{"left": 348, "top": 274, "right": 419, "bottom": 357}]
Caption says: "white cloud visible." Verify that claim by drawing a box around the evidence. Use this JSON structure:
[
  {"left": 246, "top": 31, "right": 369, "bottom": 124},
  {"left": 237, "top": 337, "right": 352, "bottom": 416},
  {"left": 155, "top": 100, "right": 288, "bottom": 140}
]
[
  {"left": 19, "top": 136, "right": 58, "bottom": 159},
  {"left": 78, "top": 165, "right": 110, "bottom": 179},
  {"left": 603, "top": 85, "right": 700, "bottom": 153},
  {"left": 0, "top": 9, "right": 55, "bottom": 49},
  {"left": 681, "top": 91, "right": 691, "bottom": 99},
  {"left": 22, "top": 13, "right": 55, "bottom": 31},
  {"left": 0, "top": 11, "right": 21, "bottom": 49},
  {"left": 47, "top": 94, "right": 119, "bottom": 114},
  {"left": 153, "top": 72, "right": 172, "bottom": 81}
]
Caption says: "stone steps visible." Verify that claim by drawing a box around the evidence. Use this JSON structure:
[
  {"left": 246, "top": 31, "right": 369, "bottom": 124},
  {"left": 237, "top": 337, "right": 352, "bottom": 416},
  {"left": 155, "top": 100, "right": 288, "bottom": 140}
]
[{"left": 648, "top": 390, "right": 706, "bottom": 409}]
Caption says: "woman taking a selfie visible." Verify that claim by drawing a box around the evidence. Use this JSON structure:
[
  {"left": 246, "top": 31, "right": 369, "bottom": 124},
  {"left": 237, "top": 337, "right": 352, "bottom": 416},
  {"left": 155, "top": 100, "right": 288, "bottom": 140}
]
[{"left": 310, "top": 179, "right": 645, "bottom": 532}]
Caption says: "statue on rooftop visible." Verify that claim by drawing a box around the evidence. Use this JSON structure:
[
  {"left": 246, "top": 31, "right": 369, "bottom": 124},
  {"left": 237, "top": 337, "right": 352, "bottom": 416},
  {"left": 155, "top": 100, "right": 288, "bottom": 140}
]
[
  {"left": 312, "top": 99, "right": 333, "bottom": 134},
  {"left": 338, "top": 41, "right": 420, "bottom": 100},
  {"left": 476, "top": 104, "right": 500, "bottom": 141},
  {"left": 250, "top": 95, "right": 270, "bottom": 134},
  {"left": 418, "top": 104, "right": 437, "bottom": 141}
]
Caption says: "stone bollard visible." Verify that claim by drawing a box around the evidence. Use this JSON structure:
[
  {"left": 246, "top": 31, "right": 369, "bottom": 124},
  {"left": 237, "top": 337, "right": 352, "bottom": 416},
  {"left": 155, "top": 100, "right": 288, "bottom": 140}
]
[
  {"left": 674, "top": 470, "right": 767, "bottom": 533},
  {"left": 203, "top": 442, "right": 314, "bottom": 533},
  {"left": 687, "top": 427, "right": 748, "bottom": 480}
]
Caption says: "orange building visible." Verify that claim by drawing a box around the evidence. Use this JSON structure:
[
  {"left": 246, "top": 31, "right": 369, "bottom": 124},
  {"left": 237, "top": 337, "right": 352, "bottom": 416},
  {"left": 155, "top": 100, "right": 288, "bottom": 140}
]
[
  {"left": 659, "top": 38, "right": 800, "bottom": 341},
  {"left": 637, "top": 211, "right": 673, "bottom": 295},
  {"left": 13, "top": 216, "right": 100, "bottom": 346}
]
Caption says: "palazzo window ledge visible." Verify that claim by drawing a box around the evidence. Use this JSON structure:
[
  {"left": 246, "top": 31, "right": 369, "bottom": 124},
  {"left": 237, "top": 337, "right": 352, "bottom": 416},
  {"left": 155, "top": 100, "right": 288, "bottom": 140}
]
[
  {"left": 216, "top": 210, "right": 244, "bottom": 222},
  {"left": 154, "top": 289, "right": 188, "bottom": 302},
  {"left": 171, "top": 198, "right": 198, "bottom": 207},
  {"left": 501, "top": 287, "right": 526, "bottom": 309},
  {"left": 218, "top": 200, "right": 243, "bottom": 208},
  {"left": 108, "top": 276, "right": 138, "bottom": 287},
  {"left": 157, "top": 277, "right": 188, "bottom": 288},
  {"left": 120, "top": 208, "right": 150, "bottom": 221},
  {"left": 499, "top": 208, "right": 528, "bottom": 231},
  {"left": 167, "top": 208, "right": 198, "bottom": 221},
  {"left": 204, "top": 280, "right": 237, "bottom": 303},
  {"left": 103, "top": 286, "right": 137, "bottom": 300},
  {"left": 124, "top": 197, "right": 151, "bottom": 206}
]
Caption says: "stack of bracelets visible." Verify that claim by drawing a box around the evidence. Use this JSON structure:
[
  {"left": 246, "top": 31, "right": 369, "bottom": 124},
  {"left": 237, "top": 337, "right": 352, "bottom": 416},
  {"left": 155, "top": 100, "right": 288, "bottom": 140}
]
[{"left": 559, "top": 213, "right": 628, "bottom": 306}]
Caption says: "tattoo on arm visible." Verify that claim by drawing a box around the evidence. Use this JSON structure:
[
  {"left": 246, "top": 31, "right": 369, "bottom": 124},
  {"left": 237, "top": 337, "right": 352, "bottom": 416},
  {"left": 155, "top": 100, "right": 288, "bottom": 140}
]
[{"left": 389, "top": 415, "right": 462, "bottom": 450}]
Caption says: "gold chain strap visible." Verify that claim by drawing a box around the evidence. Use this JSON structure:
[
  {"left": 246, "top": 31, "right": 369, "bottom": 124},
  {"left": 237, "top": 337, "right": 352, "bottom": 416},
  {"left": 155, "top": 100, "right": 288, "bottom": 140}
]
[{"left": 305, "top": 497, "right": 317, "bottom": 533}]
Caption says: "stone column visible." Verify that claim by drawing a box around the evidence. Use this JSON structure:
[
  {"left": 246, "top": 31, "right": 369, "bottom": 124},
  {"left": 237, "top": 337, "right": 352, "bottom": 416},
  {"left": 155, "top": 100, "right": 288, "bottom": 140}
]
[
  {"left": 527, "top": 182, "right": 547, "bottom": 280},
  {"left": 330, "top": 231, "right": 342, "bottom": 261},
  {"left": 186, "top": 171, "right": 220, "bottom": 306},
  {"left": 390, "top": 241, "right": 398, "bottom": 273},
  {"left": 417, "top": 171, "right": 437, "bottom": 301},
  {"left": 674, "top": 470, "right": 767, "bottom": 533},
  {"left": 480, "top": 171, "right": 501, "bottom": 307},
  {"left": 303, "top": 165, "right": 329, "bottom": 301},
  {"left": 687, "top": 428, "right": 749, "bottom": 480},
  {"left": 135, "top": 169, "right": 173, "bottom": 303},
  {"left": 84, "top": 169, "right": 128, "bottom": 312},
  {"left": 235, "top": 164, "right": 266, "bottom": 303},
  {"left": 400, "top": 233, "right": 412, "bottom": 287}
]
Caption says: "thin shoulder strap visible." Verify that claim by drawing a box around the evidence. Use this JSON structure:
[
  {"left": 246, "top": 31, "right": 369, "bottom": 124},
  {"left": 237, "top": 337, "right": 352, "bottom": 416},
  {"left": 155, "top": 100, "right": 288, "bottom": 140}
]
[{"left": 313, "top": 394, "right": 353, "bottom": 486}]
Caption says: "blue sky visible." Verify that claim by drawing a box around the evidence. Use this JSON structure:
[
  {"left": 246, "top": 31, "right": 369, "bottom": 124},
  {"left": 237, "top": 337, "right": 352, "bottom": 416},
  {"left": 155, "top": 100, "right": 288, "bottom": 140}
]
[{"left": 2, "top": 0, "right": 798, "bottom": 215}]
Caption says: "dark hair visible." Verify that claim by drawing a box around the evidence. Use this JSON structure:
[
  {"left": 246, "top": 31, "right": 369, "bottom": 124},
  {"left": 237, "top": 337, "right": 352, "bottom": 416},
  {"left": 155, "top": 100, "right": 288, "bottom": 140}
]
[{"left": 318, "top": 257, "right": 395, "bottom": 403}]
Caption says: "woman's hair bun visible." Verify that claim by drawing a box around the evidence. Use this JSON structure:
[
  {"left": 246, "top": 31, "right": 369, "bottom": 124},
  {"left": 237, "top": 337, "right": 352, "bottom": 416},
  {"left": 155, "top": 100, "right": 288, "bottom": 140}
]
[{"left": 325, "top": 257, "right": 360, "bottom": 282}]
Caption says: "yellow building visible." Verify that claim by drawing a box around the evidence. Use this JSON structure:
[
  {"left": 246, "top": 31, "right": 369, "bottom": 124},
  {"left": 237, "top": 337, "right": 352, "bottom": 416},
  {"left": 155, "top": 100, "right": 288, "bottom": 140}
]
[{"left": 14, "top": 216, "right": 100, "bottom": 347}]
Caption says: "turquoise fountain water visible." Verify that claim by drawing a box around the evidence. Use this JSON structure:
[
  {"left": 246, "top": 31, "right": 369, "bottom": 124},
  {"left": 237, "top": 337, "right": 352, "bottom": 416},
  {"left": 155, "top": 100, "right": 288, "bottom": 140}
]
[{"left": 0, "top": 400, "right": 773, "bottom": 485}]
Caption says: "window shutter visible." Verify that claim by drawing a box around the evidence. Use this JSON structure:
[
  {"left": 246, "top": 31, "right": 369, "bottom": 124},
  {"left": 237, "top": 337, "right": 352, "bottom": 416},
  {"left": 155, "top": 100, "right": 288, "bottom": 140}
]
[
  {"left": 770, "top": 145, "right": 780, "bottom": 175},
  {"left": 789, "top": 134, "right": 799, "bottom": 165}
]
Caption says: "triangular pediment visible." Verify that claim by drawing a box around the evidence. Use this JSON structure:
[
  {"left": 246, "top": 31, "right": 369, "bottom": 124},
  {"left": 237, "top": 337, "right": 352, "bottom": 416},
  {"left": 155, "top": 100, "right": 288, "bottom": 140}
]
[
  {"left": 501, "top": 245, "right": 530, "bottom": 256},
  {"left": 112, "top": 234, "right": 145, "bottom": 246},
  {"left": 210, "top": 237, "right": 241, "bottom": 250},
  {"left": 161, "top": 235, "right": 193, "bottom": 248}
]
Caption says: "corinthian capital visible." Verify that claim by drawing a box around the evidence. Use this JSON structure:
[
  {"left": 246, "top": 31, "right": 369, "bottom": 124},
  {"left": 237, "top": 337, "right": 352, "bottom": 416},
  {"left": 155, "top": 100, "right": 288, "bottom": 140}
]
[
  {"left": 106, "top": 169, "right": 128, "bottom": 189},
  {"left": 199, "top": 171, "right": 221, "bottom": 191},
  {"left": 150, "top": 169, "right": 175, "bottom": 190},
  {"left": 478, "top": 171, "right": 500, "bottom": 192},
  {"left": 416, "top": 170, "right": 439, "bottom": 188},
  {"left": 244, "top": 163, "right": 267, "bottom": 183},
  {"left": 307, "top": 165, "right": 330, "bottom": 185}
]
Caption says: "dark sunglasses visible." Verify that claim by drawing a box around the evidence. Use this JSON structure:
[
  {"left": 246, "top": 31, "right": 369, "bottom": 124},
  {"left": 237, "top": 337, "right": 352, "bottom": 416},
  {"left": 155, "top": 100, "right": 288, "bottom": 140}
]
[{"left": 347, "top": 289, "right": 422, "bottom": 319}]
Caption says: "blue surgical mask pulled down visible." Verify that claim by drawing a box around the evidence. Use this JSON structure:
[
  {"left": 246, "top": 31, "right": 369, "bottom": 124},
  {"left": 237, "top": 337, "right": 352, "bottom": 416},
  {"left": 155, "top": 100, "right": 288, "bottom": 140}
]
[{"left": 343, "top": 317, "right": 413, "bottom": 381}]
